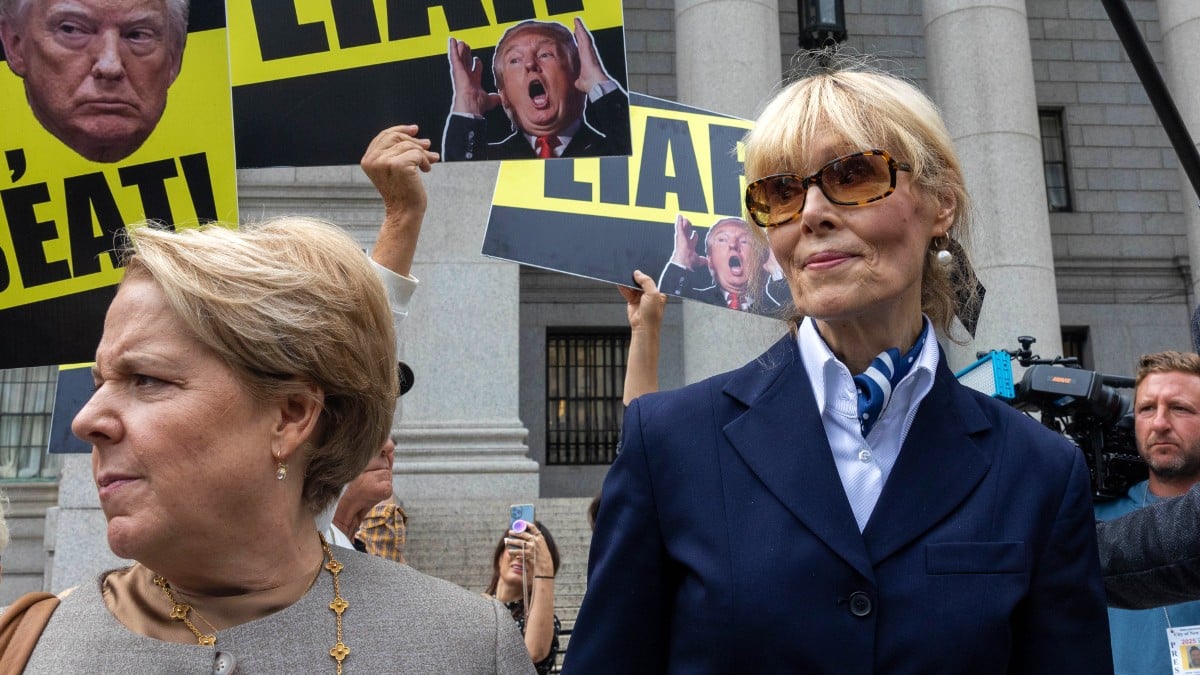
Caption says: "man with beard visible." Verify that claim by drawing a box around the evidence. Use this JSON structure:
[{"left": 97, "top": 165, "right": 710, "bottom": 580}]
[
  {"left": 1095, "top": 350, "right": 1200, "bottom": 673},
  {"left": 442, "top": 17, "right": 629, "bottom": 161},
  {"left": 658, "top": 215, "right": 787, "bottom": 315},
  {"left": 0, "top": 0, "right": 187, "bottom": 163}
]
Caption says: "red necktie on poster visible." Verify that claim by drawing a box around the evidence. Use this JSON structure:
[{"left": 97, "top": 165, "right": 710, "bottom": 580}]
[
  {"left": 536, "top": 136, "right": 560, "bottom": 158},
  {"left": 727, "top": 293, "right": 740, "bottom": 310}
]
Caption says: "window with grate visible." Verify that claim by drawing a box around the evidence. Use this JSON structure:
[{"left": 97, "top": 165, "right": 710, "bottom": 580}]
[
  {"left": 1061, "top": 326, "right": 1089, "bottom": 369},
  {"left": 0, "top": 366, "right": 62, "bottom": 480},
  {"left": 1039, "top": 109, "right": 1073, "bottom": 212},
  {"left": 546, "top": 329, "right": 630, "bottom": 465}
]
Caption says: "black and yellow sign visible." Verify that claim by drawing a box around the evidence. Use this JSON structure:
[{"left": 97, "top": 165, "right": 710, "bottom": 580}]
[
  {"left": 485, "top": 92, "right": 794, "bottom": 317},
  {"left": 0, "top": 4, "right": 238, "bottom": 369},
  {"left": 228, "top": 0, "right": 629, "bottom": 167}
]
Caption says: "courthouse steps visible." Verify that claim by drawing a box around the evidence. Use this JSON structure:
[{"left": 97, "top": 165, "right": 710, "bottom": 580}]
[{"left": 400, "top": 497, "right": 595, "bottom": 657}]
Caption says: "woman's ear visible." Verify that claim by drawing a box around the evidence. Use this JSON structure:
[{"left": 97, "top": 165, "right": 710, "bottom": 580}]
[
  {"left": 271, "top": 383, "right": 325, "bottom": 463},
  {"left": 932, "top": 189, "right": 957, "bottom": 239}
]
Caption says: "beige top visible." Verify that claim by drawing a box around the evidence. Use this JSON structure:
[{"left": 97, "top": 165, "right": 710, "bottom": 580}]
[{"left": 102, "top": 561, "right": 322, "bottom": 644}]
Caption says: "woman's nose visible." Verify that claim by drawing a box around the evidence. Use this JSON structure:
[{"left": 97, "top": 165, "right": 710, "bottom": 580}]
[
  {"left": 71, "top": 385, "right": 120, "bottom": 446},
  {"left": 798, "top": 183, "right": 838, "bottom": 232}
]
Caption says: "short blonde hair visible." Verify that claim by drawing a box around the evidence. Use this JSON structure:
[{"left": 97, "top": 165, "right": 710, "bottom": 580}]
[
  {"left": 120, "top": 219, "right": 398, "bottom": 513},
  {"left": 743, "top": 56, "right": 975, "bottom": 336}
]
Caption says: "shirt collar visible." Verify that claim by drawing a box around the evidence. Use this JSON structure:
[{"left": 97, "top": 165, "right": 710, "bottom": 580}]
[{"left": 796, "top": 316, "right": 939, "bottom": 416}]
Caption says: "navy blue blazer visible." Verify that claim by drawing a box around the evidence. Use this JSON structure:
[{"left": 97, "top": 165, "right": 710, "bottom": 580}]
[{"left": 564, "top": 336, "right": 1112, "bottom": 675}]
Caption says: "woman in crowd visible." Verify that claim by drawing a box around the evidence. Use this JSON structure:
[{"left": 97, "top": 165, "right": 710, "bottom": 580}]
[
  {"left": 564, "top": 59, "right": 1112, "bottom": 673},
  {"left": 13, "top": 128, "right": 534, "bottom": 674},
  {"left": 486, "top": 520, "right": 561, "bottom": 674}
]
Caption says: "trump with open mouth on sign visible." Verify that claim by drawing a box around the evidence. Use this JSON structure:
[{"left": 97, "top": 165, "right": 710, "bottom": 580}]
[{"left": 442, "top": 17, "right": 629, "bottom": 162}]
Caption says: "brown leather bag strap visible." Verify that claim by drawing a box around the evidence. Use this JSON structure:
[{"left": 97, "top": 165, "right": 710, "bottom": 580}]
[{"left": 0, "top": 591, "right": 61, "bottom": 675}]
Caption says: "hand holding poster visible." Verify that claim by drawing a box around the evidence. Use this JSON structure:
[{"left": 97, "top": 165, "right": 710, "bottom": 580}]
[
  {"left": 0, "top": 1, "right": 238, "bottom": 369},
  {"left": 484, "top": 92, "right": 795, "bottom": 318},
  {"left": 227, "top": 0, "right": 631, "bottom": 167}
]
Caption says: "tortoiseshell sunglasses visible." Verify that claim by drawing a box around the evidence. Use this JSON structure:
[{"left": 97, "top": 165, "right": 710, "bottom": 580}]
[{"left": 744, "top": 149, "right": 912, "bottom": 228}]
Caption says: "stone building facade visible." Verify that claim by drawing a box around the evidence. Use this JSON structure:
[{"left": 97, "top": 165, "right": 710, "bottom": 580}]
[{"left": 1, "top": 0, "right": 1198, "bottom": 604}]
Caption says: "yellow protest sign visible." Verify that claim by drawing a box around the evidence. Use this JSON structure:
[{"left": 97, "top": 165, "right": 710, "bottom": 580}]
[
  {"left": 0, "top": 4, "right": 238, "bottom": 368},
  {"left": 485, "top": 93, "right": 793, "bottom": 317}
]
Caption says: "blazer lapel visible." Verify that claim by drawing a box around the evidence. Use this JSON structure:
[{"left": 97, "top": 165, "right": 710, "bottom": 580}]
[
  {"left": 861, "top": 354, "right": 993, "bottom": 564},
  {"left": 723, "top": 337, "right": 875, "bottom": 581}
]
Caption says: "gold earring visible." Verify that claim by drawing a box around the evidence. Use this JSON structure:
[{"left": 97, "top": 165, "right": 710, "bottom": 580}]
[{"left": 275, "top": 459, "right": 287, "bottom": 480}]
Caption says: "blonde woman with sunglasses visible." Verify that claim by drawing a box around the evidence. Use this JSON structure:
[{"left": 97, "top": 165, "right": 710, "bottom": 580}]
[{"left": 564, "top": 59, "right": 1112, "bottom": 674}]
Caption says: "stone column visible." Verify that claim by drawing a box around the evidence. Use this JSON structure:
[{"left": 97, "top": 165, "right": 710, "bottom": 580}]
[
  {"left": 675, "top": 0, "right": 789, "bottom": 382},
  {"left": 390, "top": 162, "right": 538, "bottom": 499},
  {"left": 924, "top": 0, "right": 1065, "bottom": 368},
  {"left": 1156, "top": 0, "right": 1200, "bottom": 304},
  {"left": 46, "top": 454, "right": 128, "bottom": 592}
]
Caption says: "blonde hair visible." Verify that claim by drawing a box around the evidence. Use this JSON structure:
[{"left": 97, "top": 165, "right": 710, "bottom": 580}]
[
  {"left": 120, "top": 219, "right": 398, "bottom": 513},
  {"left": 743, "top": 56, "right": 975, "bottom": 336}
]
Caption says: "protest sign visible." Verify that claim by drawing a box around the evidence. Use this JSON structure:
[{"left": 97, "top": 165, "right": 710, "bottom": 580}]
[
  {"left": 47, "top": 364, "right": 92, "bottom": 454},
  {"left": 228, "top": 0, "right": 631, "bottom": 167},
  {"left": 0, "top": 2, "right": 238, "bottom": 369},
  {"left": 484, "top": 92, "right": 793, "bottom": 317}
]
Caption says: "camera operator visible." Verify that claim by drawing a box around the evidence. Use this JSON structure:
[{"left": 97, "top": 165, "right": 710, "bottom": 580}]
[{"left": 1095, "top": 352, "right": 1200, "bottom": 671}]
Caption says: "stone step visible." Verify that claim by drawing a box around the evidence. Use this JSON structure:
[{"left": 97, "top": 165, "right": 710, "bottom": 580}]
[{"left": 398, "top": 497, "right": 594, "bottom": 634}]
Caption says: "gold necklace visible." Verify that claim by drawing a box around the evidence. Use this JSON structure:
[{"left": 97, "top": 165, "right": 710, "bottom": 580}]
[
  {"left": 152, "top": 574, "right": 217, "bottom": 646},
  {"left": 152, "top": 534, "right": 351, "bottom": 674}
]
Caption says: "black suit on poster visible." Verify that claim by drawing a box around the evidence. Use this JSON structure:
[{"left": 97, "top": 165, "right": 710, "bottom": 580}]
[
  {"left": 443, "top": 89, "right": 630, "bottom": 161},
  {"left": 657, "top": 263, "right": 787, "bottom": 316}
]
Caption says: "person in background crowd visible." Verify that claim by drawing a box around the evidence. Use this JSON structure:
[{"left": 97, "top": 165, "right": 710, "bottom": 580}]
[
  {"left": 0, "top": 0, "right": 188, "bottom": 162},
  {"left": 564, "top": 58, "right": 1111, "bottom": 674},
  {"left": 1095, "top": 352, "right": 1200, "bottom": 675},
  {"left": 326, "top": 437, "right": 407, "bottom": 564},
  {"left": 315, "top": 124, "right": 432, "bottom": 562},
  {"left": 620, "top": 270, "right": 667, "bottom": 406},
  {"left": 486, "top": 519, "right": 561, "bottom": 675},
  {"left": 1097, "top": 306, "right": 1200, "bottom": 611}
]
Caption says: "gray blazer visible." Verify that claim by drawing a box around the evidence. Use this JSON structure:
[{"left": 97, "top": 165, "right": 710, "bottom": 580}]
[
  {"left": 25, "top": 551, "right": 536, "bottom": 674},
  {"left": 1098, "top": 481, "right": 1200, "bottom": 609}
]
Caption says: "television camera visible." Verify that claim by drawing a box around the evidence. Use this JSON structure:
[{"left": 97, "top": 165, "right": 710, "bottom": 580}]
[{"left": 956, "top": 336, "right": 1146, "bottom": 500}]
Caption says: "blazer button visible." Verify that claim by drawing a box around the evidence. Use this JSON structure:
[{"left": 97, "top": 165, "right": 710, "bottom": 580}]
[
  {"left": 213, "top": 652, "right": 237, "bottom": 674},
  {"left": 848, "top": 591, "right": 873, "bottom": 617}
]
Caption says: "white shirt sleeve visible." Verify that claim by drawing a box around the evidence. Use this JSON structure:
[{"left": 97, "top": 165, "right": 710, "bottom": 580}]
[{"left": 370, "top": 259, "right": 418, "bottom": 326}]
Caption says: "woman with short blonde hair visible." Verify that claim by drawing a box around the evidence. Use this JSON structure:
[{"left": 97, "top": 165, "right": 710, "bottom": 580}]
[{"left": 14, "top": 128, "right": 534, "bottom": 675}]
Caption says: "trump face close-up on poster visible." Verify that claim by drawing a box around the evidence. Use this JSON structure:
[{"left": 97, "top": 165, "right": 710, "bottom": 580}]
[{"left": 0, "top": 1, "right": 238, "bottom": 370}]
